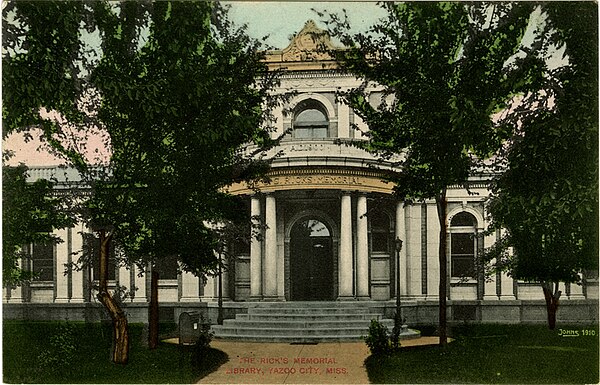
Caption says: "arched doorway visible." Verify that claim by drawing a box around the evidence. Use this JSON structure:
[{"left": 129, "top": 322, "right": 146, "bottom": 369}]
[{"left": 290, "top": 218, "right": 334, "bottom": 301}]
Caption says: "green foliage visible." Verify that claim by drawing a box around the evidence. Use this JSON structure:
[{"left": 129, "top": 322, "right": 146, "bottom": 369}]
[
  {"left": 323, "top": 1, "right": 542, "bottom": 345},
  {"left": 485, "top": 3, "right": 599, "bottom": 286},
  {"left": 191, "top": 319, "right": 215, "bottom": 367},
  {"left": 3, "top": 322, "right": 228, "bottom": 383},
  {"left": 87, "top": 1, "right": 279, "bottom": 275},
  {"left": 37, "top": 322, "right": 77, "bottom": 372},
  {"left": 3, "top": 1, "right": 279, "bottom": 278},
  {"left": 365, "top": 319, "right": 398, "bottom": 355},
  {"left": 324, "top": 2, "right": 541, "bottom": 201},
  {"left": 365, "top": 324, "right": 599, "bottom": 384},
  {"left": 2, "top": 164, "right": 74, "bottom": 286}
]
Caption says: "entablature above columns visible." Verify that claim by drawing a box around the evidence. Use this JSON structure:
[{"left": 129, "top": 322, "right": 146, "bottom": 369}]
[{"left": 227, "top": 167, "right": 395, "bottom": 195}]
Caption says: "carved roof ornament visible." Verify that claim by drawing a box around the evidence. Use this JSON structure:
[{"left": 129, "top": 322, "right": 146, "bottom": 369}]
[{"left": 281, "top": 20, "right": 337, "bottom": 62}]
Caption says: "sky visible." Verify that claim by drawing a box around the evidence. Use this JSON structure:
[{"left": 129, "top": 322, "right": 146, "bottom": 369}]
[{"left": 227, "top": 2, "right": 387, "bottom": 49}]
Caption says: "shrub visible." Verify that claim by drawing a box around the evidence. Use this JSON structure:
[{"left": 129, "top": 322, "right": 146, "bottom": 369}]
[
  {"left": 191, "top": 316, "right": 214, "bottom": 366},
  {"left": 365, "top": 319, "right": 397, "bottom": 355},
  {"left": 37, "top": 322, "right": 77, "bottom": 371}
]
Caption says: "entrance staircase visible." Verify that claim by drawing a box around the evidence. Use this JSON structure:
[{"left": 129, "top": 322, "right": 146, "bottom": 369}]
[{"left": 211, "top": 301, "right": 395, "bottom": 342}]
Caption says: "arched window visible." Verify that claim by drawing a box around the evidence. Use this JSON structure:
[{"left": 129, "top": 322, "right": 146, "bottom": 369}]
[
  {"left": 293, "top": 100, "right": 329, "bottom": 139},
  {"left": 450, "top": 212, "right": 477, "bottom": 278},
  {"left": 370, "top": 211, "right": 391, "bottom": 254}
]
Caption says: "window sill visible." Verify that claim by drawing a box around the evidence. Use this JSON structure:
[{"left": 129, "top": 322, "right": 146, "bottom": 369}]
[
  {"left": 29, "top": 281, "right": 54, "bottom": 288},
  {"left": 450, "top": 278, "right": 477, "bottom": 285}
]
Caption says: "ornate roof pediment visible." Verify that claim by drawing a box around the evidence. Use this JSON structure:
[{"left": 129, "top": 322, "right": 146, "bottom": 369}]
[{"left": 280, "top": 20, "right": 337, "bottom": 62}]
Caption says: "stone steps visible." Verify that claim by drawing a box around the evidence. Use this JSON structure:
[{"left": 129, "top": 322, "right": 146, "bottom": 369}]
[
  {"left": 222, "top": 319, "right": 394, "bottom": 328},
  {"left": 211, "top": 302, "right": 399, "bottom": 342},
  {"left": 238, "top": 313, "right": 385, "bottom": 321}
]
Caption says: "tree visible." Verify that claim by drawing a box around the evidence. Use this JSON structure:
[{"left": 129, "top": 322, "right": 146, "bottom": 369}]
[
  {"left": 89, "top": 1, "right": 278, "bottom": 349},
  {"left": 3, "top": 0, "right": 278, "bottom": 361},
  {"left": 485, "top": 2, "right": 598, "bottom": 330},
  {"left": 321, "top": 2, "right": 541, "bottom": 345},
  {"left": 2, "top": 163, "right": 74, "bottom": 286}
]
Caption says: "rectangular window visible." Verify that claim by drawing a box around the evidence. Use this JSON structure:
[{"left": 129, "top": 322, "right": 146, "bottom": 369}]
[
  {"left": 295, "top": 127, "right": 328, "bottom": 139},
  {"left": 155, "top": 255, "right": 179, "bottom": 280},
  {"left": 31, "top": 242, "right": 54, "bottom": 281},
  {"left": 371, "top": 232, "right": 389, "bottom": 253},
  {"left": 451, "top": 233, "right": 475, "bottom": 278}
]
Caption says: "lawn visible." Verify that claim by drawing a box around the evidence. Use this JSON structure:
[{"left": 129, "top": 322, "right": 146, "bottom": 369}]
[
  {"left": 3, "top": 321, "right": 228, "bottom": 384},
  {"left": 366, "top": 323, "right": 599, "bottom": 384}
]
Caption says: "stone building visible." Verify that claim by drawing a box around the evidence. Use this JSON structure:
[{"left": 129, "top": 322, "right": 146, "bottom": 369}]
[{"left": 4, "top": 21, "right": 597, "bottom": 334}]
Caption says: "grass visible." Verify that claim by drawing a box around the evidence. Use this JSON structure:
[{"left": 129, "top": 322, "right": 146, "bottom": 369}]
[
  {"left": 3, "top": 321, "right": 228, "bottom": 383},
  {"left": 366, "top": 323, "right": 599, "bottom": 384}
]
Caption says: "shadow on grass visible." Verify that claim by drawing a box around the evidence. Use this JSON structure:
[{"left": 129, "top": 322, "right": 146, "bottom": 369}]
[
  {"left": 365, "top": 324, "right": 599, "bottom": 384},
  {"left": 3, "top": 321, "right": 229, "bottom": 384}
]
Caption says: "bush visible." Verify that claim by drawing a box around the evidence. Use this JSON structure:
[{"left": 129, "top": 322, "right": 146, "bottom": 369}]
[
  {"left": 37, "top": 322, "right": 77, "bottom": 371},
  {"left": 191, "top": 317, "right": 214, "bottom": 366},
  {"left": 365, "top": 319, "right": 398, "bottom": 355}
]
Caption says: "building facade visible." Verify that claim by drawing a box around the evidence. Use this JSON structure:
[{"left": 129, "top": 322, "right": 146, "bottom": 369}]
[{"left": 4, "top": 21, "right": 598, "bottom": 325}]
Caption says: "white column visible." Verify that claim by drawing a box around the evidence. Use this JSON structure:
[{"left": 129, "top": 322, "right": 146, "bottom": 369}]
[
  {"left": 7, "top": 258, "right": 24, "bottom": 303},
  {"left": 499, "top": 231, "right": 516, "bottom": 299},
  {"left": 273, "top": 105, "right": 284, "bottom": 139},
  {"left": 356, "top": 195, "right": 369, "bottom": 299},
  {"left": 132, "top": 264, "right": 148, "bottom": 302},
  {"left": 354, "top": 113, "right": 369, "bottom": 140},
  {"left": 70, "top": 224, "right": 85, "bottom": 302},
  {"left": 338, "top": 193, "right": 354, "bottom": 298},
  {"left": 426, "top": 203, "right": 440, "bottom": 300},
  {"left": 221, "top": 249, "right": 230, "bottom": 300},
  {"left": 118, "top": 261, "right": 130, "bottom": 298},
  {"left": 338, "top": 102, "right": 350, "bottom": 138},
  {"left": 569, "top": 278, "right": 585, "bottom": 299},
  {"left": 201, "top": 274, "right": 217, "bottom": 301},
  {"left": 483, "top": 222, "right": 498, "bottom": 300},
  {"left": 276, "top": 208, "right": 285, "bottom": 299},
  {"left": 406, "top": 204, "right": 422, "bottom": 297},
  {"left": 55, "top": 228, "right": 69, "bottom": 303},
  {"left": 180, "top": 270, "right": 199, "bottom": 302},
  {"left": 396, "top": 201, "right": 408, "bottom": 297},
  {"left": 250, "top": 195, "right": 262, "bottom": 299},
  {"left": 264, "top": 193, "right": 278, "bottom": 298}
]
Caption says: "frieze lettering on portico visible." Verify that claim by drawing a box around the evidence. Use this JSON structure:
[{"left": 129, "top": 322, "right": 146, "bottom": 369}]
[{"left": 227, "top": 168, "right": 394, "bottom": 195}]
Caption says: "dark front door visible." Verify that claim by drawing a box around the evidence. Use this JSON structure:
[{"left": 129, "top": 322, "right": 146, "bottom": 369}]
[{"left": 290, "top": 218, "right": 334, "bottom": 301}]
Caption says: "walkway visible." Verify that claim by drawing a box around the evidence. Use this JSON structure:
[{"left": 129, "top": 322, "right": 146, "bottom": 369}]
[{"left": 198, "top": 337, "right": 442, "bottom": 384}]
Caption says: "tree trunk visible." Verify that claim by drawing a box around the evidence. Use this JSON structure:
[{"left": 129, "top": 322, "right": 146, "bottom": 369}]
[
  {"left": 148, "top": 269, "right": 159, "bottom": 350},
  {"left": 96, "top": 230, "right": 129, "bottom": 364},
  {"left": 435, "top": 189, "right": 448, "bottom": 346},
  {"left": 542, "top": 282, "right": 561, "bottom": 330}
]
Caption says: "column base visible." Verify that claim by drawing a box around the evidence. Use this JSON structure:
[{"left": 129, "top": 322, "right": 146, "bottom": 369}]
[
  {"left": 262, "top": 296, "right": 284, "bottom": 301},
  {"left": 55, "top": 298, "right": 70, "bottom": 303},
  {"left": 250, "top": 296, "right": 264, "bottom": 301},
  {"left": 179, "top": 297, "right": 200, "bottom": 303},
  {"left": 337, "top": 296, "right": 356, "bottom": 301},
  {"left": 356, "top": 296, "right": 371, "bottom": 301},
  {"left": 499, "top": 295, "right": 516, "bottom": 300},
  {"left": 483, "top": 295, "right": 500, "bottom": 301},
  {"left": 132, "top": 297, "right": 148, "bottom": 303},
  {"left": 69, "top": 298, "right": 85, "bottom": 303},
  {"left": 7, "top": 298, "right": 24, "bottom": 304}
]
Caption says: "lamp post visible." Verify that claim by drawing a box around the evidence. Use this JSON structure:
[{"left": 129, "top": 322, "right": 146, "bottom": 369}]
[{"left": 395, "top": 237, "right": 403, "bottom": 320}]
